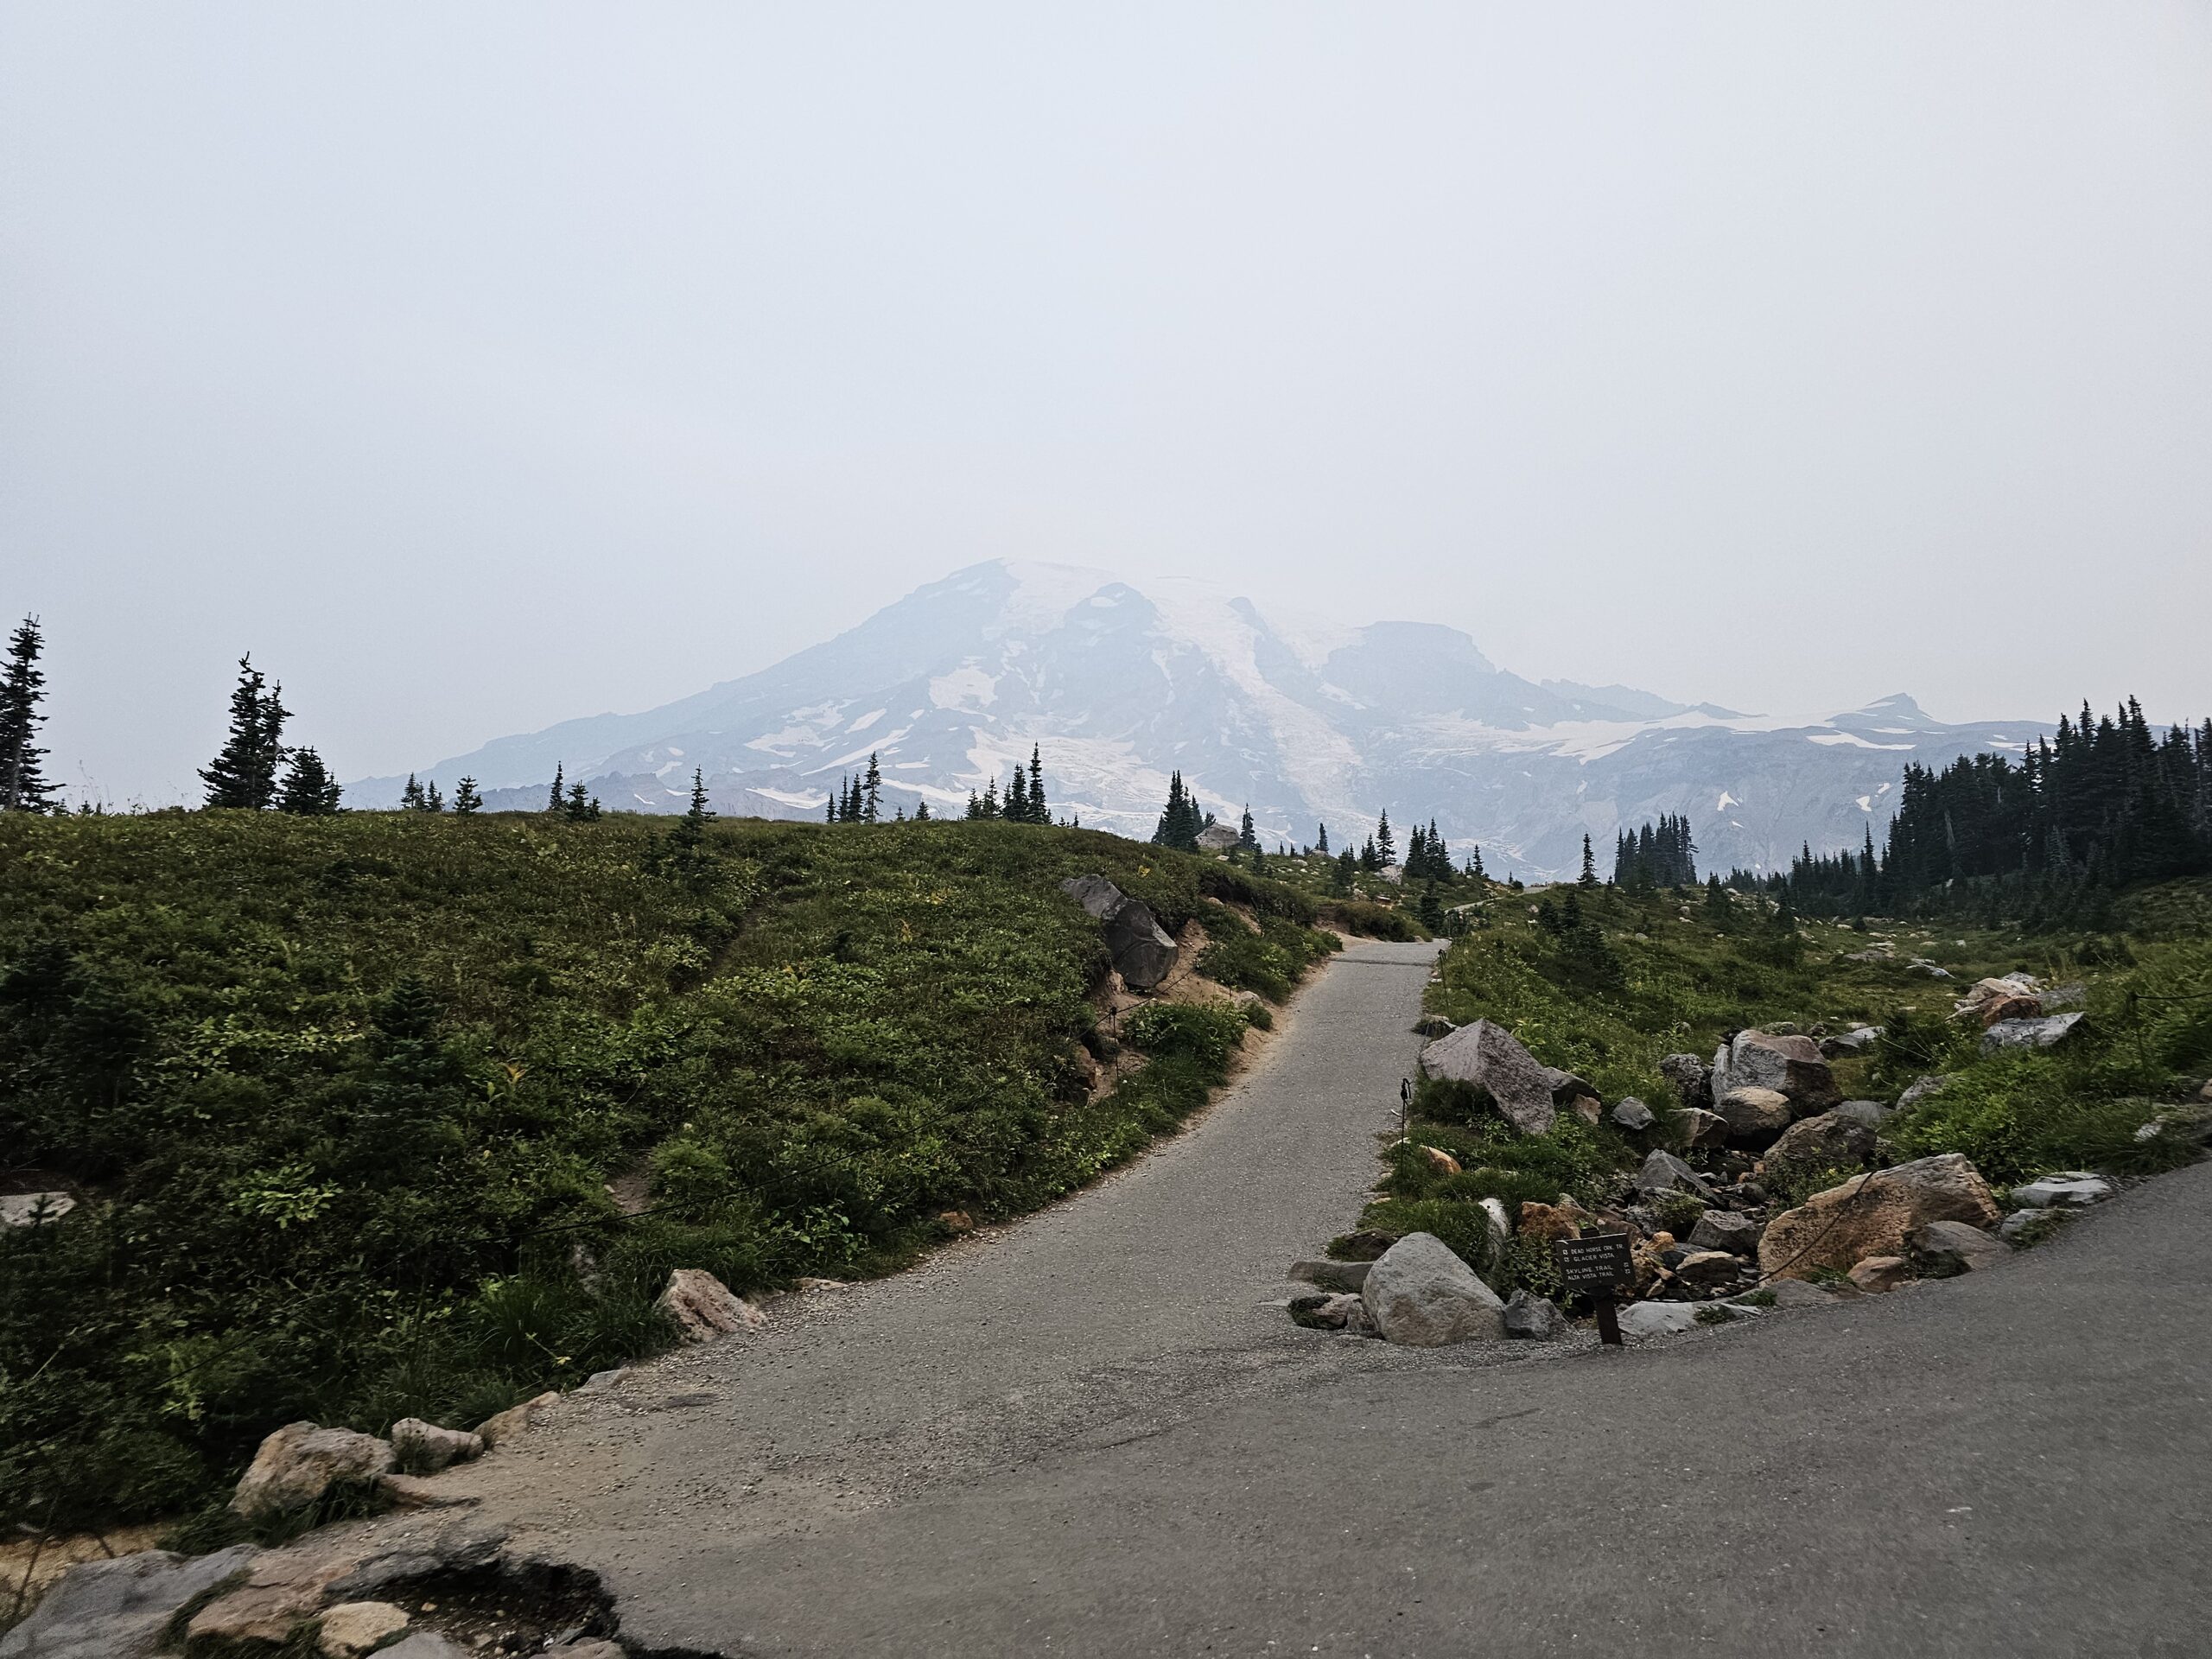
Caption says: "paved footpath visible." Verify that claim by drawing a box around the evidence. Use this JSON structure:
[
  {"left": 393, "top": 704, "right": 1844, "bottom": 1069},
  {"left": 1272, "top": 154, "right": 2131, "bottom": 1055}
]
[{"left": 444, "top": 938, "right": 2212, "bottom": 1656}]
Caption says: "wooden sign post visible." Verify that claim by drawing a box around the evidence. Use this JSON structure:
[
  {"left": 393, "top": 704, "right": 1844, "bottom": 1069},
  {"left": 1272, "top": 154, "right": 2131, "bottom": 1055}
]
[{"left": 1551, "top": 1232, "right": 1634, "bottom": 1346}]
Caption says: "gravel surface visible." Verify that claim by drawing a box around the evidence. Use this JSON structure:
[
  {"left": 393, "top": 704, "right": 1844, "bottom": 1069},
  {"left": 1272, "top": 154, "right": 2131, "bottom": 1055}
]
[{"left": 427, "top": 938, "right": 2212, "bottom": 1656}]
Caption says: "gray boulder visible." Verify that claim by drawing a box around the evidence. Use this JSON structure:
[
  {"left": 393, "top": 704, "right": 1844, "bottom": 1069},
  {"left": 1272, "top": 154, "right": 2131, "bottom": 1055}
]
[
  {"left": 1914, "top": 1219, "right": 2009, "bottom": 1274},
  {"left": 1820, "top": 1026, "right": 1882, "bottom": 1057},
  {"left": 1502, "top": 1289, "right": 1571, "bottom": 1341},
  {"left": 1657, "top": 1052, "right": 1713, "bottom": 1110},
  {"left": 1675, "top": 1107, "right": 1729, "bottom": 1148},
  {"left": 1675, "top": 1249, "right": 1743, "bottom": 1287},
  {"left": 1982, "top": 1012, "right": 2084, "bottom": 1054},
  {"left": 2012, "top": 1171, "right": 2114, "bottom": 1208},
  {"left": 1713, "top": 1086, "right": 1794, "bottom": 1147},
  {"left": 1287, "top": 1259, "right": 1370, "bottom": 1293},
  {"left": 1896, "top": 1074, "right": 1951, "bottom": 1111},
  {"left": 1611, "top": 1096, "right": 1656, "bottom": 1132},
  {"left": 1419, "top": 1019, "right": 1558, "bottom": 1135},
  {"left": 1764, "top": 1109, "right": 1878, "bottom": 1173},
  {"left": 1712, "top": 1031, "right": 1840, "bottom": 1113},
  {"left": 378, "top": 1637, "right": 470, "bottom": 1659},
  {"left": 1635, "top": 1148, "right": 1716, "bottom": 1201},
  {"left": 1061, "top": 874, "right": 1179, "bottom": 990},
  {"left": 1999, "top": 1208, "right": 2062, "bottom": 1243},
  {"left": 1287, "top": 1292, "right": 1369, "bottom": 1331},
  {"left": 1688, "top": 1209, "right": 1762, "bottom": 1255},
  {"left": 1361, "top": 1232, "right": 1505, "bottom": 1345},
  {"left": 0, "top": 1548, "right": 255, "bottom": 1659},
  {"left": 230, "top": 1422, "right": 395, "bottom": 1521},
  {"left": 1833, "top": 1099, "right": 1891, "bottom": 1130}
]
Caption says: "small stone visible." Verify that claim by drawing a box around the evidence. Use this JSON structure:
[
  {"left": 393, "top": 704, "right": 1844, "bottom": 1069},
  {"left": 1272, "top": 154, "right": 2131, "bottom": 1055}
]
[
  {"left": 390, "top": 1418, "right": 483, "bottom": 1476},
  {"left": 1980, "top": 1012, "right": 2085, "bottom": 1053},
  {"left": 1687, "top": 1210, "right": 1761, "bottom": 1255},
  {"left": 1502, "top": 1289, "right": 1570, "bottom": 1340},
  {"left": 938, "top": 1210, "right": 975, "bottom": 1232},
  {"left": 1327, "top": 1228, "right": 1398, "bottom": 1262},
  {"left": 1847, "top": 1255, "right": 1914, "bottom": 1293},
  {"left": 230, "top": 1422, "right": 395, "bottom": 1521},
  {"left": 793, "top": 1276, "right": 847, "bottom": 1292},
  {"left": 1287, "top": 1292, "right": 1365, "bottom": 1330},
  {"left": 1615, "top": 1300, "right": 1704, "bottom": 1340},
  {"left": 1896, "top": 1075, "right": 1951, "bottom": 1111},
  {"left": 1416, "top": 1143, "right": 1463, "bottom": 1177},
  {"left": 1515, "top": 1200, "right": 1584, "bottom": 1243},
  {"left": 656, "top": 1268, "right": 767, "bottom": 1342},
  {"left": 1611, "top": 1096, "right": 1656, "bottom": 1131},
  {"left": 2000, "top": 1208, "right": 2063, "bottom": 1243},
  {"left": 1739, "top": 1278, "right": 1838, "bottom": 1309},
  {"left": 473, "top": 1391, "right": 559, "bottom": 1450},
  {"left": 318, "top": 1600, "right": 410, "bottom": 1657},
  {"left": 1287, "top": 1259, "right": 1370, "bottom": 1293},
  {"left": 578, "top": 1368, "right": 628, "bottom": 1395},
  {"left": 2012, "top": 1172, "right": 2114, "bottom": 1208},
  {"left": 1914, "top": 1219, "right": 2008, "bottom": 1274},
  {"left": 375, "top": 1636, "right": 469, "bottom": 1659},
  {"left": 1979, "top": 993, "right": 2045, "bottom": 1027}
]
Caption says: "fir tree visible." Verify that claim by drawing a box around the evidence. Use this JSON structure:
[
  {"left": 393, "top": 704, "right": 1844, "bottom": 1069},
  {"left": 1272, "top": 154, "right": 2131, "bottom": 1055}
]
[
  {"left": 1006, "top": 765, "right": 1030, "bottom": 823},
  {"left": 1332, "top": 847, "right": 1357, "bottom": 894},
  {"left": 662, "top": 767, "right": 715, "bottom": 876},
  {"left": 400, "top": 774, "right": 425, "bottom": 810},
  {"left": 277, "top": 747, "right": 343, "bottom": 815},
  {"left": 425, "top": 779, "right": 445, "bottom": 812},
  {"left": 564, "top": 781, "right": 601, "bottom": 821},
  {"left": 548, "top": 765, "right": 564, "bottom": 813},
  {"left": 965, "top": 789, "right": 983, "bottom": 820},
  {"left": 1376, "top": 810, "right": 1395, "bottom": 866},
  {"left": 453, "top": 776, "right": 483, "bottom": 816},
  {"left": 1152, "top": 771, "right": 1205, "bottom": 850},
  {"left": 1237, "top": 804, "right": 1258, "bottom": 852},
  {"left": 826, "top": 788, "right": 838, "bottom": 823},
  {"left": 862, "top": 752, "right": 882, "bottom": 822},
  {"left": 0, "top": 615, "right": 58, "bottom": 813},
  {"left": 1027, "top": 745, "right": 1046, "bottom": 824},
  {"left": 200, "top": 656, "right": 289, "bottom": 810},
  {"left": 913, "top": 797, "right": 931, "bottom": 822},
  {"left": 980, "top": 777, "right": 999, "bottom": 818},
  {"left": 1316, "top": 823, "right": 1329, "bottom": 854},
  {"left": 1578, "top": 833, "right": 1597, "bottom": 887}
]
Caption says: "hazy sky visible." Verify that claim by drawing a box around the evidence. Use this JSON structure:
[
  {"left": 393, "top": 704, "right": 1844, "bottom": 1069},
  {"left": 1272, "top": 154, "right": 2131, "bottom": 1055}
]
[{"left": 5, "top": 3, "right": 2209, "bottom": 804}]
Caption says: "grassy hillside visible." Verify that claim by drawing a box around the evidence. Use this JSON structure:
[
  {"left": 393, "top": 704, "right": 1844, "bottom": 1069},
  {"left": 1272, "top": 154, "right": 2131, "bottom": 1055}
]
[
  {"left": 1370, "top": 877, "right": 2212, "bottom": 1281},
  {"left": 0, "top": 811, "right": 1336, "bottom": 1534}
]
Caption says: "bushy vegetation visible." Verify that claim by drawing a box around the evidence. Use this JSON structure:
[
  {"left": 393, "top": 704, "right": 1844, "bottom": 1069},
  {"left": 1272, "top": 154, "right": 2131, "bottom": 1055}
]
[{"left": 0, "top": 811, "right": 1332, "bottom": 1533}]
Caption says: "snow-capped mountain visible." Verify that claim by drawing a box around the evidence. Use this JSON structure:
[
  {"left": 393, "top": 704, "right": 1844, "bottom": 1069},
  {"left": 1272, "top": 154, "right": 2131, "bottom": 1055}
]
[{"left": 354, "top": 561, "right": 2053, "bottom": 880}]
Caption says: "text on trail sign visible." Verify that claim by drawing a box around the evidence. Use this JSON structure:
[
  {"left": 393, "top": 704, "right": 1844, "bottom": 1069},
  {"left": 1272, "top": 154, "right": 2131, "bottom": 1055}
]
[{"left": 1551, "top": 1232, "right": 1633, "bottom": 1294}]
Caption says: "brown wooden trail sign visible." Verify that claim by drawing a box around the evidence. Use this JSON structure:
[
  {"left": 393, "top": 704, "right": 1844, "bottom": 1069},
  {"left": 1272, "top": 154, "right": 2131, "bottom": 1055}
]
[{"left": 1553, "top": 1231, "right": 1633, "bottom": 1346}]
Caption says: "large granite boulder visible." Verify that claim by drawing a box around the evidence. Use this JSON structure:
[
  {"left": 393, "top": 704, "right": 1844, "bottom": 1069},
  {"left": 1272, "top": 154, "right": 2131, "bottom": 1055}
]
[
  {"left": 1757, "top": 1153, "right": 2002, "bottom": 1280},
  {"left": 1711, "top": 1031, "right": 1840, "bottom": 1114},
  {"left": 656, "top": 1267, "right": 766, "bottom": 1342},
  {"left": 1914, "top": 1219, "right": 2009, "bottom": 1274},
  {"left": 0, "top": 1548, "right": 255, "bottom": 1659},
  {"left": 1060, "top": 874, "right": 1179, "bottom": 991},
  {"left": 1634, "top": 1148, "right": 1716, "bottom": 1201},
  {"left": 1419, "top": 1019, "right": 1557, "bottom": 1134},
  {"left": 1764, "top": 1109, "right": 1878, "bottom": 1174},
  {"left": 1713, "top": 1086, "right": 1794, "bottom": 1147},
  {"left": 230, "top": 1423, "right": 395, "bottom": 1522},
  {"left": 1688, "top": 1209, "right": 1762, "bottom": 1255},
  {"left": 1360, "top": 1232, "right": 1505, "bottom": 1345},
  {"left": 1502, "top": 1289, "right": 1571, "bottom": 1340}
]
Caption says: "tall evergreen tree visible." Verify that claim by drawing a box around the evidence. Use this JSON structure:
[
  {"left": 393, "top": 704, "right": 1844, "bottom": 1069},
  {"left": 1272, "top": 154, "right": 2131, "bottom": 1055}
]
[
  {"left": 400, "top": 774, "right": 425, "bottom": 810},
  {"left": 1028, "top": 745, "right": 1047, "bottom": 824},
  {"left": 200, "top": 656, "right": 289, "bottom": 810},
  {"left": 549, "top": 765, "right": 565, "bottom": 813},
  {"left": 452, "top": 776, "right": 483, "bottom": 816},
  {"left": 980, "top": 777, "right": 1000, "bottom": 818},
  {"left": 277, "top": 747, "right": 343, "bottom": 815},
  {"left": 1152, "top": 771, "right": 1205, "bottom": 850},
  {"left": 563, "top": 781, "right": 601, "bottom": 821},
  {"left": 1578, "top": 833, "right": 1598, "bottom": 887},
  {"left": 913, "top": 796, "right": 931, "bottom": 822},
  {"left": 1006, "top": 765, "right": 1030, "bottom": 823},
  {"left": 862, "top": 752, "right": 882, "bottom": 822},
  {"left": 1237, "top": 804, "right": 1257, "bottom": 851},
  {"left": 1315, "top": 823, "right": 1329, "bottom": 854},
  {"left": 1376, "top": 810, "right": 1395, "bottom": 866},
  {"left": 0, "top": 615, "right": 57, "bottom": 813}
]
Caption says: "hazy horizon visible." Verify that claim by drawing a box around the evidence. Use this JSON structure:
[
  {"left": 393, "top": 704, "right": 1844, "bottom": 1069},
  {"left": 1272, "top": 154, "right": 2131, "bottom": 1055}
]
[{"left": 6, "top": 4, "right": 2209, "bottom": 805}]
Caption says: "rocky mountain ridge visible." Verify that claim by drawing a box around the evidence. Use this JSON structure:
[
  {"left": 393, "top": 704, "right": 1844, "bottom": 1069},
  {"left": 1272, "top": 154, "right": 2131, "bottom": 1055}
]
[{"left": 353, "top": 560, "right": 2052, "bottom": 879}]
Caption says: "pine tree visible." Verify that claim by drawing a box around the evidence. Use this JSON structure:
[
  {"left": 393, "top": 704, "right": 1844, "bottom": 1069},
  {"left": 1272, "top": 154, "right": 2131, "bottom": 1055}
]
[
  {"left": 1152, "top": 771, "right": 1204, "bottom": 850},
  {"left": 400, "top": 774, "right": 424, "bottom": 810},
  {"left": 965, "top": 789, "right": 983, "bottom": 820},
  {"left": 277, "top": 747, "right": 343, "bottom": 815},
  {"left": 0, "top": 615, "right": 58, "bottom": 813},
  {"left": 1007, "top": 765, "right": 1030, "bottom": 823},
  {"left": 826, "top": 788, "right": 838, "bottom": 823},
  {"left": 862, "top": 752, "right": 882, "bottom": 822},
  {"left": 1237, "top": 804, "right": 1257, "bottom": 851},
  {"left": 1578, "top": 833, "right": 1597, "bottom": 887},
  {"left": 1332, "top": 846, "right": 1357, "bottom": 894},
  {"left": 565, "top": 781, "right": 601, "bottom": 821},
  {"left": 200, "top": 656, "right": 289, "bottom": 809},
  {"left": 913, "top": 797, "right": 931, "bottom": 822},
  {"left": 549, "top": 765, "right": 565, "bottom": 813},
  {"left": 981, "top": 778, "right": 999, "bottom": 818},
  {"left": 1316, "top": 823, "right": 1329, "bottom": 855},
  {"left": 1376, "top": 810, "right": 1395, "bottom": 866},
  {"left": 1359, "top": 835, "right": 1379, "bottom": 873},
  {"left": 425, "top": 779, "right": 445, "bottom": 812},
  {"left": 453, "top": 776, "right": 483, "bottom": 816},
  {"left": 1028, "top": 745, "right": 1046, "bottom": 824}
]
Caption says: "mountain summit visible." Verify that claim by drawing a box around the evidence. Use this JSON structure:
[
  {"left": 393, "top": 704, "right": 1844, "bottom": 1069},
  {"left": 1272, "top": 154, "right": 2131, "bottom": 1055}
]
[{"left": 357, "top": 561, "right": 2047, "bottom": 878}]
